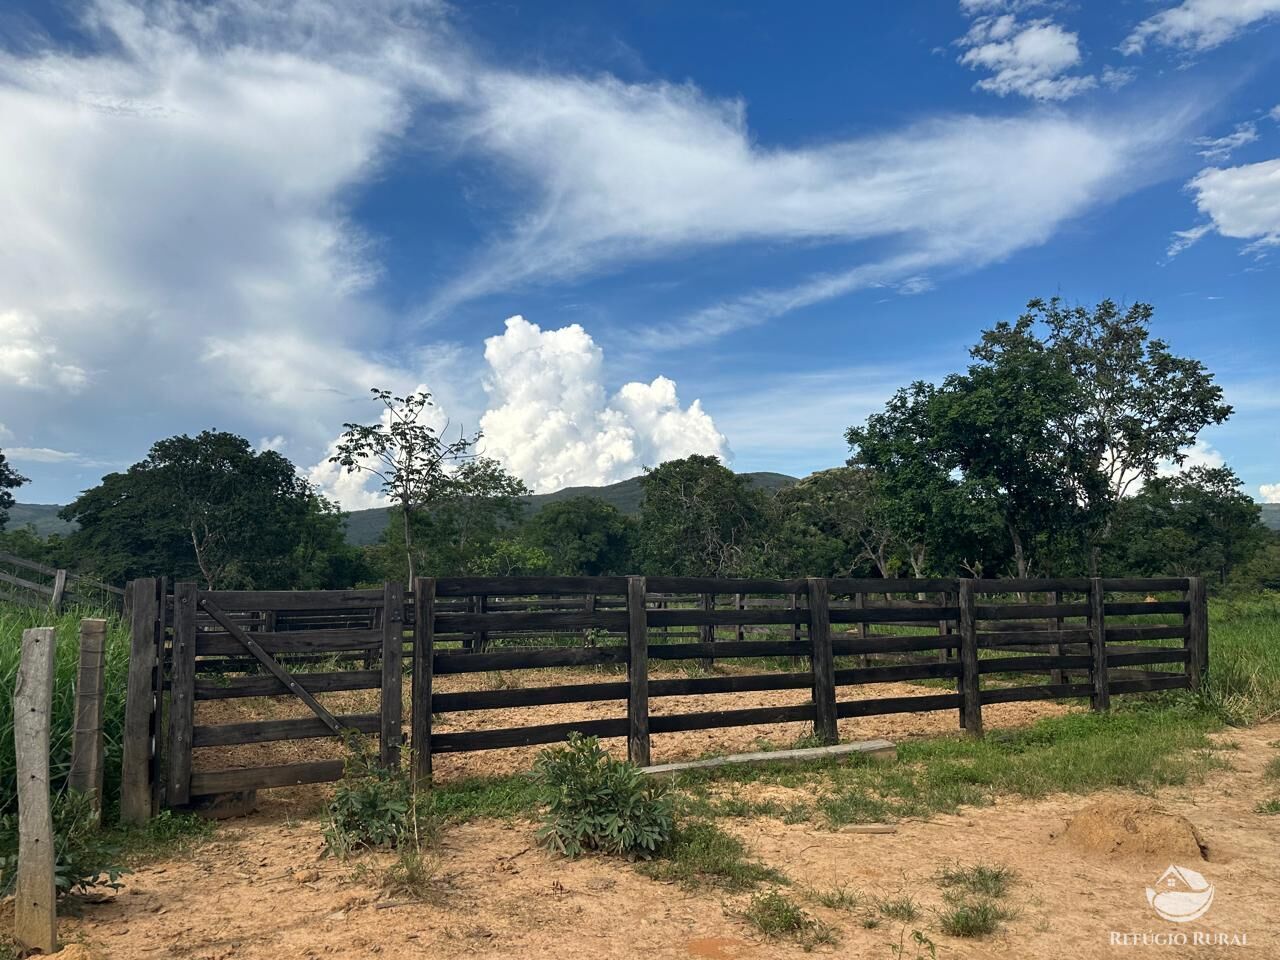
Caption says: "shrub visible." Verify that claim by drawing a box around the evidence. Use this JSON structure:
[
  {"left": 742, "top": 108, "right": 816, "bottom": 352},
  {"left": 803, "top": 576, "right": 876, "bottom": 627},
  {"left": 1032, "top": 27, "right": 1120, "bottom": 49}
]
[
  {"left": 740, "top": 891, "right": 837, "bottom": 949},
  {"left": 324, "top": 739, "right": 432, "bottom": 858},
  {"left": 0, "top": 789, "right": 125, "bottom": 897},
  {"left": 938, "top": 899, "right": 1014, "bottom": 937},
  {"left": 533, "top": 734, "right": 673, "bottom": 858}
]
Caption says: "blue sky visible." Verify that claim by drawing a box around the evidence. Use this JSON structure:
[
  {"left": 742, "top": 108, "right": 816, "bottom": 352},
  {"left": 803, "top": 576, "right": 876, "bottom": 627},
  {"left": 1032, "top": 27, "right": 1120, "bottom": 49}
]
[{"left": 1, "top": 0, "right": 1277, "bottom": 509}]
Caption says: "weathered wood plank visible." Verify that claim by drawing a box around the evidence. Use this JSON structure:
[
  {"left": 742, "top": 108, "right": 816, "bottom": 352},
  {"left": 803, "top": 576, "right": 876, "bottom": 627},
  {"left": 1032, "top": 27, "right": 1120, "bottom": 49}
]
[
  {"left": 1101, "top": 577, "right": 1190, "bottom": 592},
  {"left": 433, "top": 645, "right": 629, "bottom": 674},
  {"left": 649, "top": 640, "right": 812, "bottom": 660},
  {"left": 830, "top": 606, "right": 958, "bottom": 624},
  {"left": 0, "top": 569, "right": 55, "bottom": 596},
  {"left": 49, "top": 569, "right": 67, "bottom": 614},
  {"left": 650, "top": 702, "right": 816, "bottom": 735},
  {"left": 193, "top": 713, "right": 381, "bottom": 747},
  {"left": 646, "top": 577, "right": 808, "bottom": 595},
  {"left": 974, "top": 578, "right": 1091, "bottom": 593},
  {"left": 431, "top": 717, "right": 630, "bottom": 753},
  {"left": 194, "top": 670, "right": 382, "bottom": 700},
  {"left": 381, "top": 581, "right": 404, "bottom": 768},
  {"left": 434, "top": 609, "right": 629, "bottom": 633},
  {"left": 1109, "top": 674, "right": 1190, "bottom": 695},
  {"left": 194, "top": 628, "right": 380, "bottom": 657},
  {"left": 827, "top": 578, "right": 959, "bottom": 594},
  {"left": 190, "top": 759, "right": 346, "bottom": 795},
  {"left": 980, "top": 683, "right": 1095, "bottom": 705},
  {"left": 834, "top": 662, "right": 961, "bottom": 685},
  {"left": 166, "top": 582, "right": 198, "bottom": 806},
  {"left": 647, "top": 607, "right": 807, "bottom": 628},
  {"left": 808, "top": 578, "right": 837, "bottom": 745},
  {"left": 1090, "top": 577, "right": 1110, "bottom": 712},
  {"left": 958, "top": 579, "right": 982, "bottom": 736},
  {"left": 975, "top": 603, "right": 1091, "bottom": 620},
  {"left": 14, "top": 627, "right": 57, "bottom": 954},
  {"left": 977, "top": 654, "right": 1094, "bottom": 674},
  {"left": 198, "top": 589, "right": 383, "bottom": 610},
  {"left": 1187, "top": 576, "right": 1207, "bottom": 692},
  {"left": 977, "top": 628, "right": 1094, "bottom": 648},
  {"left": 627, "top": 577, "right": 650, "bottom": 766},
  {"left": 121, "top": 579, "right": 159, "bottom": 824},
  {"left": 68, "top": 618, "right": 108, "bottom": 817},
  {"left": 411, "top": 577, "right": 435, "bottom": 782},
  {"left": 435, "top": 576, "right": 629, "bottom": 597},
  {"left": 1104, "top": 624, "right": 1188, "bottom": 642},
  {"left": 835, "top": 692, "right": 965, "bottom": 718}
]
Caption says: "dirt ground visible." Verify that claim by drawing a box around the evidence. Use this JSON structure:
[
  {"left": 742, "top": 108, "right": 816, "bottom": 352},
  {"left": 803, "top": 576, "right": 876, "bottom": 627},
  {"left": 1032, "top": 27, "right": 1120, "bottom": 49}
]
[
  {"left": 195, "top": 663, "right": 1078, "bottom": 789},
  {"left": 58, "top": 720, "right": 1280, "bottom": 959}
]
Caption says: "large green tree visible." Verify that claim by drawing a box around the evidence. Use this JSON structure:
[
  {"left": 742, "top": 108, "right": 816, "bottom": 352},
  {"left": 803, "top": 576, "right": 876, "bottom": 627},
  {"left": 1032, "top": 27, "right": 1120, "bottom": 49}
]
[
  {"left": 0, "top": 449, "right": 27, "bottom": 532},
  {"left": 522, "top": 496, "right": 636, "bottom": 575},
  {"left": 636, "top": 455, "right": 771, "bottom": 576},
  {"left": 771, "top": 467, "right": 893, "bottom": 578},
  {"left": 62, "top": 430, "right": 355, "bottom": 588},
  {"left": 1109, "top": 466, "right": 1266, "bottom": 584}
]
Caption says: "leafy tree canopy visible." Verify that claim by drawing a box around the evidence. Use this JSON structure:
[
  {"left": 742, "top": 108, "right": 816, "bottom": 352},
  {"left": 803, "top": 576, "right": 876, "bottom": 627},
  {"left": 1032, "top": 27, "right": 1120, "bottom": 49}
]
[
  {"left": 61, "top": 430, "right": 357, "bottom": 588},
  {"left": 636, "top": 455, "right": 771, "bottom": 576},
  {"left": 0, "top": 449, "right": 27, "bottom": 533},
  {"left": 522, "top": 496, "right": 636, "bottom": 576}
]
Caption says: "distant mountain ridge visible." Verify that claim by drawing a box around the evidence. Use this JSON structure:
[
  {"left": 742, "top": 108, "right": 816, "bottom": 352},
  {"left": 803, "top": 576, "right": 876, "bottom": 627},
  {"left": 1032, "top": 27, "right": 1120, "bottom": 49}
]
[
  {"left": 341, "top": 471, "right": 799, "bottom": 546},
  {"left": 7, "top": 471, "right": 801, "bottom": 547},
  {"left": 12, "top": 483, "right": 1279, "bottom": 547}
]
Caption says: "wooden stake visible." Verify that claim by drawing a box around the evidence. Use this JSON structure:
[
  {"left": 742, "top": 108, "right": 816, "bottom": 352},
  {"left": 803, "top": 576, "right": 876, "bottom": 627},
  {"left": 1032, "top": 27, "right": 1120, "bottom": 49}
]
[
  {"left": 411, "top": 577, "right": 435, "bottom": 784},
  {"left": 14, "top": 627, "right": 57, "bottom": 954},
  {"left": 121, "top": 578, "right": 159, "bottom": 824},
  {"left": 627, "top": 577, "right": 650, "bottom": 766},
  {"left": 68, "top": 618, "right": 108, "bottom": 818},
  {"left": 1090, "top": 577, "right": 1111, "bottom": 712},
  {"left": 958, "top": 580, "right": 983, "bottom": 737},
  {"left": 808, "top": 578, "right": 837, "bottom": 745},
  {"left": 49, "top": 569, "right": 67, "bottom": 615}
]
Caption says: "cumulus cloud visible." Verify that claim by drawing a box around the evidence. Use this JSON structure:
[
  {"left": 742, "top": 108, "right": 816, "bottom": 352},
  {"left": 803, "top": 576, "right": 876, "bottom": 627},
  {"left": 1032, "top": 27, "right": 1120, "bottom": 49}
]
[
  {"left": 1193, "top": 122, "right": 1258, "bottom": 161},
  {"left": 1122, "top": 0, "right": 1280, "bottom": 55},
  {"left": 957, "top": 15, "right": 1096, "bottom": 101},
  {"left": 1261, "top": 483, "right": 1280, "bottom": 503},
  {"left": 0, "top": 311, "right": 88, "bottom": 391},
  {"left": 478, "top": 317, "right": 727, "bottom": 492},
  {"left": 4, "top": 447, "right": 83, "bottom": 464},
  {"left": 1171, "top": 157, "right": 1280, "bottom": 256}
]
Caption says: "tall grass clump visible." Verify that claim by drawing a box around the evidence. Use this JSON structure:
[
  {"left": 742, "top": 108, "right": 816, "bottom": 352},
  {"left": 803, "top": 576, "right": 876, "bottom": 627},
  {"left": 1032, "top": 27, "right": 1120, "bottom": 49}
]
[
  {"left": 0, "top": 602, "right": 132, "bottom": 818},
  {"left": 1202, "top": 594, "right": 1280, "bottom": 724}
]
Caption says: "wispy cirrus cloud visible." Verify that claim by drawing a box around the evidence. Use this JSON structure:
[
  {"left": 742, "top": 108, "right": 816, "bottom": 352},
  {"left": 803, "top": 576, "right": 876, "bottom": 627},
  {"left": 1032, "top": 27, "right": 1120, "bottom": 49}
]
[{"left": 1122, "top": 0, "right": 1280, "bottom": 55}]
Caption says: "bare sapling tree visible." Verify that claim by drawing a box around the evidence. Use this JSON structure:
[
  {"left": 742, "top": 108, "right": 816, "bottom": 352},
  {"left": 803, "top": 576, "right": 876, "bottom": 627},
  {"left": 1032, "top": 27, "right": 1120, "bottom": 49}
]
[{"left": 330, "top": 389, "right": 478, "bottom": 582}]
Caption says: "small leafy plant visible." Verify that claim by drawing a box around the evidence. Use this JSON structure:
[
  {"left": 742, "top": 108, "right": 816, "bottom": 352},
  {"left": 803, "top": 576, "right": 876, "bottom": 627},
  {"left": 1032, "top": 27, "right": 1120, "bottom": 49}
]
[
  {"left": 324, "top": 737, "right": 432, "bottom": 858},
  {"left": 0, "top": 789, "right": 125, "bottom": 897},
  {"left": 740, "top": 890, "right": 837, "bottom": 950},
  {"left": 533, "top": 734, "right": 673, "bottom": 859}
]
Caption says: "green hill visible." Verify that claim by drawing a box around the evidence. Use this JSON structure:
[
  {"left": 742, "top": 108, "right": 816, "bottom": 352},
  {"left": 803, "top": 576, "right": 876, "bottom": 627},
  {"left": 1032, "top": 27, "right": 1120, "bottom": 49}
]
[
  {"left": 1262, "top": 503, "right": 1280, "bottom": 532},
  {"left": 3, "top": 503, "right": 73, "bottom": 537},
  {"left": 342, "top": 471, "right": 799, "bottom": 546}
]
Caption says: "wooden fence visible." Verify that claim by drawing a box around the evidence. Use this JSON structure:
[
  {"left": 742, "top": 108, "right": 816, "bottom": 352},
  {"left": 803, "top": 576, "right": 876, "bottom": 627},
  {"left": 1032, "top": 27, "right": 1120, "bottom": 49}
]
[
  {"left": 119, "top": 575, "right": 1207, "bottom": 816},
  {"left": 0, "top": 552, "right": 124, "bottom": 613}
]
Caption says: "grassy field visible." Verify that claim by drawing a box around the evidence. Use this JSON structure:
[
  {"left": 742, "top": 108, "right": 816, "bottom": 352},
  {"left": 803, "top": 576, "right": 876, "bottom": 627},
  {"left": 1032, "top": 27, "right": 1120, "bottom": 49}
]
[{"left": 0, "top": 603, "right": 132, "bottom": 818}]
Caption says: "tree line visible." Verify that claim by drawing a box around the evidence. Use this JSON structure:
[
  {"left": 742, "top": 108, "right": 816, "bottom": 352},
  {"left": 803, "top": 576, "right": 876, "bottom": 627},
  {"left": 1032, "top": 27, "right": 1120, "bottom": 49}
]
[{"left": 0, "top": 297, "right": 1274, "bottom": 593}]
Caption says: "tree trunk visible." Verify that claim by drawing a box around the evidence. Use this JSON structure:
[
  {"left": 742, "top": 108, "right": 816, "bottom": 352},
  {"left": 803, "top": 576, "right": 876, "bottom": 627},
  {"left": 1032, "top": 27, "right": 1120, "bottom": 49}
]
[
  {"left": 402, "top": 504, "right": 416, "bottom": 584},
  {"left": 1009, "top": 524, "right": 1028, "bottom": 580}
]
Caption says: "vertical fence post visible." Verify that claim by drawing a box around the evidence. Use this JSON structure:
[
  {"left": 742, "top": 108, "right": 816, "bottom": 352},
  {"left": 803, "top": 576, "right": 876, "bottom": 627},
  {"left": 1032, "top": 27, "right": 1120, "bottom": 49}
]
[
  {"left": 121, "top": 578, "right": 159, "bottom": 824},
  {"left": 1187, "top": 577, "right": 1207, "bottom": 691},
  {"left": 166, "top": 582, "right": 197, "bottom": 807},
  {"left": 807, "top": 578, "right": 837, "bottom": 745},
  {"left": 854, "top": 590, "right": 870, "bottom": 668},
  {"left": 151, "top": 577, "right": 168, "bottom": 814},
  {"left": 698, "top": 592, "right": 714, "bottom": 671},
  {"left": 627, "top": 577, "right": 651, "bottom": 766},
  {"left": 1050, "top": 589, "right": 1066, "bottom": 685},
  {"left": 49, "top": 569, "right": 68, "bottom": 615},
  {"left": 14, "top": 627, "right": 57, "bottom": 954},
  {"left": 958, "top": 579, "right": 983, "bottom": 737},
  {"left": 411, "top": 577, "right": 435, "bottom": 784},
  {"left": 68, "top": 618, "right": 108, "bottom": 819},
  {"left": 1089, "top": 577, "right": 1110, "bottom": 712},
  {"left": 735, "top": 592, "right": 745, "bottom": 644},
  {"left": 381, "top": 581, "right": 405, "bottom": 768},
  {"left": 789, "top": 592, "right": 802, "bottom": 668}
]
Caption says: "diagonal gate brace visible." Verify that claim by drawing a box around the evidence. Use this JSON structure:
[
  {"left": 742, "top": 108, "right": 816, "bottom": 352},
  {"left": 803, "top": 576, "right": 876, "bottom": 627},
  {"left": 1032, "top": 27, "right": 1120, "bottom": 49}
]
[{"left": 199, "top": 598, "right": 347, "bottom": 738}]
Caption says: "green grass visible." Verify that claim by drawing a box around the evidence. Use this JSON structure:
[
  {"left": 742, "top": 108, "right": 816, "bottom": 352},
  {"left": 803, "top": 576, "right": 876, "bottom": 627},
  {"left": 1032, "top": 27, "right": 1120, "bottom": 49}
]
[
  {"left": 1255, "top": 798, "right": 1280, "bottom": 815},
  {"left": 877, "top": 895, "right": 921, "bottom": 921},
  {"left": 938, "top": 898, "right": 1015, "bottom": 937},
  {"left": 1202, "top": 594, "right": 1280, "bottom": 724},
  {"left": 671, "top": 702, "right": 1228, "bottom": 830},
  {"left": 936, "top": 863, "right": 1016, "bottom": 900},
  {"left": 739, "top": 890, "right": 837, "bottom": 949},
  {"left": 0, "top": 603, "right": 131, "bottom": 818},
  {"left": 637, "top": 820, "right": 784, "bottom": 891}
]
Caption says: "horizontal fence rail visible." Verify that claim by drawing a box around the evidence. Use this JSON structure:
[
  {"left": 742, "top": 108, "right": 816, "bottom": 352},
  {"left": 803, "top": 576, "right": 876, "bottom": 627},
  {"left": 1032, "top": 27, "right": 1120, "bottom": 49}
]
[
  {"left": 119, "top": 574, "right": 1206, "bottom": 809},
  {"left": 0, "top": 551, "right": 124, "bottom": 613}
]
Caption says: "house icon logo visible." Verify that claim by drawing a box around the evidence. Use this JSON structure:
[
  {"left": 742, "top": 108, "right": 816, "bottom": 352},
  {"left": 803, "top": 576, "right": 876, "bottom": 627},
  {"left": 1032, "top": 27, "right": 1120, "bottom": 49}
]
[{"left": 1146, "top": 865, "right": 1214, "bottom": 923}]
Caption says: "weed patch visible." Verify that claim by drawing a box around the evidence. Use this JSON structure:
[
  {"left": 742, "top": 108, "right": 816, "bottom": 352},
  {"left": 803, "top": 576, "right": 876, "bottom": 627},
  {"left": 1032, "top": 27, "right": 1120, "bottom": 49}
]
[
  {"left": 739, "top": 890, "right": 837, "bottom": 950},
  {"left": 638, "top": 820, "right": 783, "bottom": 891}
]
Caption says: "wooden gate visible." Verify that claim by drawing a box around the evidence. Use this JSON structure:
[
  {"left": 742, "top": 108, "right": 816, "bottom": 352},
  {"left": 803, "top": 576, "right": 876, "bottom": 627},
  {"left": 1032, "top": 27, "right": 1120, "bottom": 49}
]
[{"left": 121, "top": 581, "right": 406, "bottom": 817}]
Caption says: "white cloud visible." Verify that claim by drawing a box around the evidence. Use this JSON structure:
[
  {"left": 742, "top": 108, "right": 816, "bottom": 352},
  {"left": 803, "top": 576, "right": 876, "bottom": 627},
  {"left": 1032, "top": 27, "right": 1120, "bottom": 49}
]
[
  {"left": 1172, "top": 157, "right": 1280, "bottom": 256},
  {"left": 257, "top": 435, "right": 287, "bottom": 453},
  {"left": 1122, "top": 0, "right": 1280, "bottom": 55},
  {"left": 1261, "top": 483, "right": 1280, "bottom": 503},
  {"left": 1101, "top": 65, "right": 1136, "bottom": 89},
  {"left": 957, "top": 15, "right": 1097, "bottom": 101},
  {"left": 478, "top": 316, "right": 727, "bottom": 492},
  {"left": 1193, "top": 122, "right": 1258, "bottom": 161},
  {"left": 1271, "top": 105, "right": 1280, "bottom": 122},
  {"left": 4, "top": 447, "right": 82, "bottom": 463},
  {"left": 1158, "top": 439, "right": 1225, "bottom": 476},
  {"left": 0, "top": 311, "right": 88, "bottom": 391}
]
